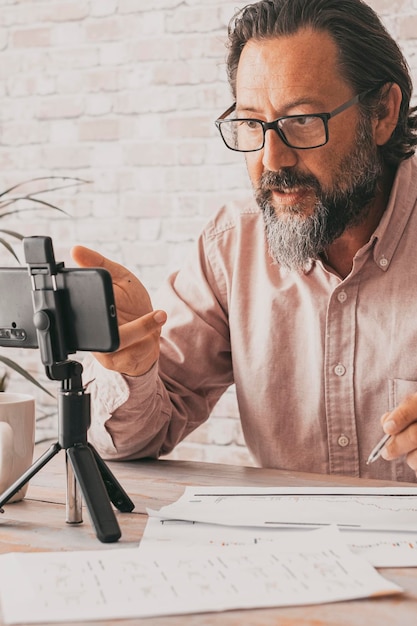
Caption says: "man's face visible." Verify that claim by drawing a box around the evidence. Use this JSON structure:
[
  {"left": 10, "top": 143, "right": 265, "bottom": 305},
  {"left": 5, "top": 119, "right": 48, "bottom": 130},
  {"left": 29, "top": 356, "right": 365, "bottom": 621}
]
[{"left": 235, "top": 29, "right": 382, "bottom": 270}]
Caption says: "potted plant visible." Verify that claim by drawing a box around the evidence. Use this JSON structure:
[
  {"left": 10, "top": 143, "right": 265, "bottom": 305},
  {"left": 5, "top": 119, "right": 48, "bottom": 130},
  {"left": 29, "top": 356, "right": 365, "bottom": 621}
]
[{"left": 0, "top": 175, "right": 88, "bottom": 396}]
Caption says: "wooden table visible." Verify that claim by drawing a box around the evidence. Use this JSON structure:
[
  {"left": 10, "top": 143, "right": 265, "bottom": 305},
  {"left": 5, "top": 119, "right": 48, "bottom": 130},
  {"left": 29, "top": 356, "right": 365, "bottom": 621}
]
[{"left": 0, "top": 441, "right": 416, "bottom": 626}]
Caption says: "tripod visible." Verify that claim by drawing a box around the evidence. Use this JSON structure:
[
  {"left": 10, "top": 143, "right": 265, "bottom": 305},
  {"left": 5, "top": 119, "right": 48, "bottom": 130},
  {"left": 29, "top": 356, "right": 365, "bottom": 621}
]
[{"left": 0, "top": 237, "right": 134, "bottom": 543}]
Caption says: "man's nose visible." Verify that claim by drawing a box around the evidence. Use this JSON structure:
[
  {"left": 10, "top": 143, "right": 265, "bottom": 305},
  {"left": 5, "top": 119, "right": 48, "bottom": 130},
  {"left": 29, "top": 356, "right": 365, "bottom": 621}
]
[{"left": 261, "top": 127, "right": 298, "bottom": 171}]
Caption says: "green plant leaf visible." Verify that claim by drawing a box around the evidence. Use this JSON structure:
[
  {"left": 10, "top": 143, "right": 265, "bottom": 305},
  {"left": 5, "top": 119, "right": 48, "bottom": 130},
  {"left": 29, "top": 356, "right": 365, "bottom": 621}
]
[
  {"left": 0, "top": 237, "right": 20, "bottom": 262},
  {"left": 0, "top": 355, "right": 55, "bottom": 398},
  {"left": 0, "top": 175, "right": 89, "bottom": 263},
  {"left": 0, "top": 176, "right": 90, "bottom": 200},
  {"left": 0, "top": 176, "right": 90, "bottom": 217},
  {"left": 0, "top": 200, "right": 69, "bottom": 218},
  {"left": 0, "top": 229, "right": 24, "bottom": 239}
]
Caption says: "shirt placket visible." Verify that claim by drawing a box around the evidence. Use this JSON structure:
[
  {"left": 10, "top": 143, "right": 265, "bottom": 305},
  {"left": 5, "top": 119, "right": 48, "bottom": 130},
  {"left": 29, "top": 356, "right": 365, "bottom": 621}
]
[{"left": 324, "top": 276, "right": 360, "bottom": 476}]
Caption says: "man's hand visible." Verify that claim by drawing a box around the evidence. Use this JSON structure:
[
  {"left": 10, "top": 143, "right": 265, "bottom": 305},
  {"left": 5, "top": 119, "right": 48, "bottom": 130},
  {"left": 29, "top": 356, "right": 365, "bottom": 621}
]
[
  {"left": 71, "top": 245, "right": 167, "bottom": 377},
  {"left": 380, "top": 394, "right": 417, "bottom": 475}
]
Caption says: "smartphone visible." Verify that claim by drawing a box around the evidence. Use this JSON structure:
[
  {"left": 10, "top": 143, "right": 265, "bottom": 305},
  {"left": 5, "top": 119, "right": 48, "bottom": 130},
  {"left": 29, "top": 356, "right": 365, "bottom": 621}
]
[{"left": 0, "top": 266, "right": 119, "bottom": 353}]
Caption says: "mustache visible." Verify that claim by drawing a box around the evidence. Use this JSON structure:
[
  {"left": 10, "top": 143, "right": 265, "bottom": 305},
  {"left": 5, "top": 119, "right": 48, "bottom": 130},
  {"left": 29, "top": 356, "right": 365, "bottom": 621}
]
[{"left": 258, "top": 169, "right": 320, "bottom": 194}]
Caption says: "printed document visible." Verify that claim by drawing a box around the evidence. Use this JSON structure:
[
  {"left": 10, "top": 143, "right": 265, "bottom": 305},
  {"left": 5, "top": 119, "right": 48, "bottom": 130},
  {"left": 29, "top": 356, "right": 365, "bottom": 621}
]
[
  {"left": 144, "top": 485, "right": 417, "bottom": 567},
  {"left": 148, "top": 485, "right": 417, "bottom": 531},
  {"left": 0, "top": 527, "right": 402, "bottom": 624}
]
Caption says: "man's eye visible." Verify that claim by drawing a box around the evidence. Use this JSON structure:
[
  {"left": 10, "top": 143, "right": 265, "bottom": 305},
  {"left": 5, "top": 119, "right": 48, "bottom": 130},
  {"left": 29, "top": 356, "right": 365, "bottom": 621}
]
[
  {"left": 241, "top": 120, "right": 261, "bottom": 130},
  {"left": 292, "top": 115, "right": 316, "bottom": 126}
]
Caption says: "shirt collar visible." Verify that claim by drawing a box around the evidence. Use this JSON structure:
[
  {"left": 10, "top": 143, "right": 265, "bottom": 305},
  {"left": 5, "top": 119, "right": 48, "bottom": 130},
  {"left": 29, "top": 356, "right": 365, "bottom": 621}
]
[{"left": 371, "top": 156, "right": 417, "bottom": 272}]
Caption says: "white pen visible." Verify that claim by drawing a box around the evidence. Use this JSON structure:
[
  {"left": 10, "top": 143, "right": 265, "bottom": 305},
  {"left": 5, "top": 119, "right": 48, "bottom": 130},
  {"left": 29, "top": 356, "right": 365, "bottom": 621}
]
[{"left": 366, "top": 432, "right": 392, "bottom": 465}]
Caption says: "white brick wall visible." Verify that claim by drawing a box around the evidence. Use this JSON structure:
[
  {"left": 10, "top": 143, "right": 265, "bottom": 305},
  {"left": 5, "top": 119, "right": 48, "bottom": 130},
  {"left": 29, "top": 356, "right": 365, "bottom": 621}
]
[{"left": 0, "top": 0, "right": 416, "bottom": 466}]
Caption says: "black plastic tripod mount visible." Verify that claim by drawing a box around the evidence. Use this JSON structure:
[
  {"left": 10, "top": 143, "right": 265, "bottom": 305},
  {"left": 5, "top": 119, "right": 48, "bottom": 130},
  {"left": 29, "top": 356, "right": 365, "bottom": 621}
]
[{"left": 0, "top": 237, "right": 134, "bottom": 543}]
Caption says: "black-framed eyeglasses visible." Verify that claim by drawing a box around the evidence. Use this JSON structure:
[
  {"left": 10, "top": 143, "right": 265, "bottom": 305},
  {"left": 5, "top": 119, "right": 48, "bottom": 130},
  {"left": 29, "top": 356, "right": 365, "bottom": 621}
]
[{"left": 215, "top": 88, "right": 377, "bottom": 152}]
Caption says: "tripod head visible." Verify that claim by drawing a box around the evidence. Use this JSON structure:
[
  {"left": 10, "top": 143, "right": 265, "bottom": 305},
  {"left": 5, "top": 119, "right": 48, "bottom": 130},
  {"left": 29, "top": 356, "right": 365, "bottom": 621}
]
[{"left": 24, "top": 236, "right": 76, "bottom": 383}]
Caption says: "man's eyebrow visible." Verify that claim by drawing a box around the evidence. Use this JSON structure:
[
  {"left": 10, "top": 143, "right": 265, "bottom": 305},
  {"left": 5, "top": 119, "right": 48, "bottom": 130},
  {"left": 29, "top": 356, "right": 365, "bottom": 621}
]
[
  {"left": 234, "top": 106, "right": 260, "bottom": 116},
  {"left": 236, "top": 98, "right": 326, "bottom": 116}
]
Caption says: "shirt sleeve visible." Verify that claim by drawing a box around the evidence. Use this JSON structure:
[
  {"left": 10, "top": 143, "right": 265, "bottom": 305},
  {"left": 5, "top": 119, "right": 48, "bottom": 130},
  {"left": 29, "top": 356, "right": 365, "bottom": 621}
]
[
  {"left": 84, "top": 356, "right": 174, "bottom": 460},
  {"left": 85, "top": 220, "right": 235, "bottom": 460}
]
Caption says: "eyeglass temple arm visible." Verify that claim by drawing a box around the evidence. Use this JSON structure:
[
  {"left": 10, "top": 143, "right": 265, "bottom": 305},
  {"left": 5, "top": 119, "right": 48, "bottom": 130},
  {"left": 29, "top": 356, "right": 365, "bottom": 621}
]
[
  {"left": 329, "top": 84, "right": 387, "bottom": 120},
  {"left": 328, "top": 93, "right": 361, "bottom": 119},
  {"left": 217, "top": 103, "right": 236, "bottom": 121}
]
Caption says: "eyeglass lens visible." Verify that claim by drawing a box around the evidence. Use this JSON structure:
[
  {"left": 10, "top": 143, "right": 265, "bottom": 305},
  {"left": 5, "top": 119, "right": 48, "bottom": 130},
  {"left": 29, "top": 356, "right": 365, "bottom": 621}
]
[{"left": 219, "top": 115, "right": 327, "bottom": 151}]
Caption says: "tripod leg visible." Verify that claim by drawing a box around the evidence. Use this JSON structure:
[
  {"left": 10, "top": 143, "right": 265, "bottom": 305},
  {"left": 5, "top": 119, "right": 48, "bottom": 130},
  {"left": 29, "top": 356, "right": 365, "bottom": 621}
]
[
  {"left": 0, "top": 442, "right": 61, "bottom": 511},
  {"left": 65, "top": 452, "right": 82, "bottom": 524},
  {"left": 67, "top": 444, "right": 121, "bottom": 543},
  {"left": 88, "top": 444, "right": 135, "bottom": 513}
]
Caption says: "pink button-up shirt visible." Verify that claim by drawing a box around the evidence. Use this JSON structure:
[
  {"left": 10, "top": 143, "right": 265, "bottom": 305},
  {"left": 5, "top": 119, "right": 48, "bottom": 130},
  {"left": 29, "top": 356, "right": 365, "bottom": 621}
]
[{"left": 86, "top": 156, "right": 417, "bottom": 482}]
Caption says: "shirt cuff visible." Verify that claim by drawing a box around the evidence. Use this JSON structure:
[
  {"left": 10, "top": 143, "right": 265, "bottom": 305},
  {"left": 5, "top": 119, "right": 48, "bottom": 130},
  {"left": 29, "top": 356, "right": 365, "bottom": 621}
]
[{"left": 84, "top": 357, "right": 159, "bottom": 415}]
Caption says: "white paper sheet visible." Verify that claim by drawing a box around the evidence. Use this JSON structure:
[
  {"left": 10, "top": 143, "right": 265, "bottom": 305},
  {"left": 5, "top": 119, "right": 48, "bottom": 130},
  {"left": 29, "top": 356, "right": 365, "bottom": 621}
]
[
  {"left": 0, "top": 527, "right": 402, "bottom": 624},
  {"left": 148, "top": 485, "right": 417, "bottom": 531},
  {"left": 345, "top": 531, "right": 417, "bottom": 567},
  {"left": 141, "top": 516, "right": 417, "bottom": 567}
]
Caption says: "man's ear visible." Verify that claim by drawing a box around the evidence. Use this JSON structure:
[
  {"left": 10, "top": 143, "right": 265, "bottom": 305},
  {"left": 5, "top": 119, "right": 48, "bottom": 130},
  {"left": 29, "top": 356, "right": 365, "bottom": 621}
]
[{"left": 374, "top": 83, "right": 402, "bottom": 146}]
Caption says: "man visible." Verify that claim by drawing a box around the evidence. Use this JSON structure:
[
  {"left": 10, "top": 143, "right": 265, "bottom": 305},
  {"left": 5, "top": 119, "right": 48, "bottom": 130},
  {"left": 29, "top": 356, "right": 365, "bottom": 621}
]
[{"left": 73, "top": 0, "right": 417, "bottom": 481}]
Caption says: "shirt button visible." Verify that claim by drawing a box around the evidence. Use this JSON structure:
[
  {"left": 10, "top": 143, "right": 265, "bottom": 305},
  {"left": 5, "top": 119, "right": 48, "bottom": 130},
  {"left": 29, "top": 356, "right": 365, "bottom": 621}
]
[
  {"left": 337, "top": 291, "right": 347, "bottom": 303},
  {"left": 334, "top": 364, "right": 346, "bottom": 376},
  {"left": 379, "top": 256, "right": 388, "bottom": 268},
  {"left": 338, "top": 434, "right": 350, "bottom": 447}
]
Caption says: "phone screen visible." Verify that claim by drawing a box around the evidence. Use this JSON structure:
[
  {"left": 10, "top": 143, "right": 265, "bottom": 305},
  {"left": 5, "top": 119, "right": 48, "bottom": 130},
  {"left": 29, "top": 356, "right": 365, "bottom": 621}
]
[{"left": 0, "top": 267, "right": 119, "bottom": 353}]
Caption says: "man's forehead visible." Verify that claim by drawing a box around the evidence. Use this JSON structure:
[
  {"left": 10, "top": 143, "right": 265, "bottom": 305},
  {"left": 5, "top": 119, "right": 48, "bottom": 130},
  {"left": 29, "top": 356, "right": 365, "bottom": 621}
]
[{"left": 235, "top": 29, "right": 343, "bottom": 103}]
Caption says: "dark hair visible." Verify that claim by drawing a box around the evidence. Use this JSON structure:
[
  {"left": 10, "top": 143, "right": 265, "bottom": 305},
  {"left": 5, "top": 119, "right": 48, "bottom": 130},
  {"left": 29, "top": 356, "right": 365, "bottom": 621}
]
[{"left": 226, "top": 0, "right": 417, "bottom": 165}]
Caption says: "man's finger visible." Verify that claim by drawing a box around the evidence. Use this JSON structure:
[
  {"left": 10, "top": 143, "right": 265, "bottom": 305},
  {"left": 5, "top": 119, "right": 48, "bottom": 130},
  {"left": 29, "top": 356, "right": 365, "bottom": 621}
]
[
  {"left": 94, "top": 310, "right": 167, "bottom": 376},
  {"left": 116, "top": 310, "right": 167, "bottom": 350},
  {"left": 71, "top": 245, "right": 106, "bottom": 267},
  {"left": 71, "top": 245, "right": 134, "bottom": 282},
  {"left": 382, "top": 394, "right": 417, "bottom": 435}
]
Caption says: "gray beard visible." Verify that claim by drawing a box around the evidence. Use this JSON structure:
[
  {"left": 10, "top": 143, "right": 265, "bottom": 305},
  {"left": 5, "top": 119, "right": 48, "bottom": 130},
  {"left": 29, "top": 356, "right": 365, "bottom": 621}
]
[
  {"left": 262, "top": 201, "right": 331, "bottom": 271},
  {"left": 256, "top": 120, "right": 383, "bottom": 271}
]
